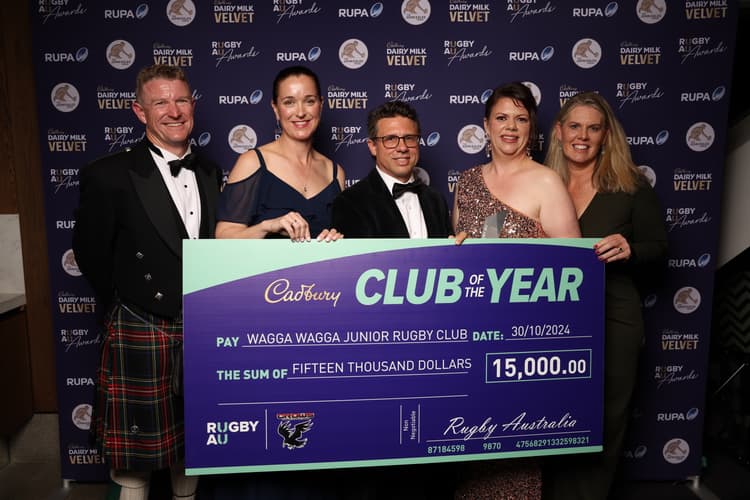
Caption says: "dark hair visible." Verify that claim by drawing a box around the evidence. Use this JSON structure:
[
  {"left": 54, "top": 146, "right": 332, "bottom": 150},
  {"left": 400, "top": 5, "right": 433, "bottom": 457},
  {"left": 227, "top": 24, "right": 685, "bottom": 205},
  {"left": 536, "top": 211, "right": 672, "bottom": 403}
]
[
  {"left": 367, "top": 100, "right": 421, "bottom": 138},
  {"left": 135, "top": 64, "right": 189, "bottom": 104},
  {"left": 484, "top": 82, "right": 538, "bottom": 149},
  {"left": 272, "top": 65, "right": 321, "bottom": 102}
]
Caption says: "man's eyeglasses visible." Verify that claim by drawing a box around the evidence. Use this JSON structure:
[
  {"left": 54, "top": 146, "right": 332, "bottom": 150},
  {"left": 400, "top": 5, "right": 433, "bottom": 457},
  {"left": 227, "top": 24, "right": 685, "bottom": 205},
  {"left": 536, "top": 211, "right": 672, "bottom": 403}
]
[{"left": 371, "top": 134, "right": 421, "bottom": 149}]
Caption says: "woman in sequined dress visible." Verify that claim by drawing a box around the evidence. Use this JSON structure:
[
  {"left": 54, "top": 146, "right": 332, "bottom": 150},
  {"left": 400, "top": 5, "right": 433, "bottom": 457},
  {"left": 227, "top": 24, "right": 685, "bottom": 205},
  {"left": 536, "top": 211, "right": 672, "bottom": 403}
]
[
  {"left": 453, "top": 82, "right": 580, "bottom": 240},
  {"left": 451, "top": 82, "right": 580, "bottom": 500}
]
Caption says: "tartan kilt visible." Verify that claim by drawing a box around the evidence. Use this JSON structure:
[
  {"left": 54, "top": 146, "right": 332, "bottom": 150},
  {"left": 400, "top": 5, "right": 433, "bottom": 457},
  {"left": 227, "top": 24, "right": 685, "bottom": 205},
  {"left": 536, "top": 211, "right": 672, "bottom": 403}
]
[{"left": 92, "top": 302, "right": 185, "bottom": 471}]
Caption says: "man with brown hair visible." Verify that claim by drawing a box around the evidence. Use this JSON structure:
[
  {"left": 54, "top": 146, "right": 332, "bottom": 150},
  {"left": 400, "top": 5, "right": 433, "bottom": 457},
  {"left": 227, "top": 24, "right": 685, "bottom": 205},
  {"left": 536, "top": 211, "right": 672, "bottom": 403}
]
[{"left": 73, "top": 64, "right": 221, "bottom": 500}]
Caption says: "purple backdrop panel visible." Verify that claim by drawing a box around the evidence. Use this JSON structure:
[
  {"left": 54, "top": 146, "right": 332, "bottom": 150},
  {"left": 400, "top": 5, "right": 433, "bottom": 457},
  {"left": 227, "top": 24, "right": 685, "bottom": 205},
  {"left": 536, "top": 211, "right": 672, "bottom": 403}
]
[
  {"left": 183, "top": 239, "right": 604, "bottom": 474},
  {"left": 29, "top": 1, "right": 738, "bottom": 481}
]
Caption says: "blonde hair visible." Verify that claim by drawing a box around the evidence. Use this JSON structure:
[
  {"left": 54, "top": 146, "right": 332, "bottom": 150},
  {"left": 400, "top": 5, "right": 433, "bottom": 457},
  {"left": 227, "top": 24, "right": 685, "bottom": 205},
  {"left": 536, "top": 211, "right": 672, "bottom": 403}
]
[{"left": 545, "top": 91, "right": 643, "bottom": 194}]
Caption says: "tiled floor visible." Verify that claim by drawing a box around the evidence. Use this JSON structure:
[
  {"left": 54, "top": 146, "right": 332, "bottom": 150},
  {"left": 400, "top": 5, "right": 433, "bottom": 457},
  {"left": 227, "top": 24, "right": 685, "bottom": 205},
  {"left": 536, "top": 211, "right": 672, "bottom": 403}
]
[{"left": 2, "top": 414, "right": 749, "bottom": 500}]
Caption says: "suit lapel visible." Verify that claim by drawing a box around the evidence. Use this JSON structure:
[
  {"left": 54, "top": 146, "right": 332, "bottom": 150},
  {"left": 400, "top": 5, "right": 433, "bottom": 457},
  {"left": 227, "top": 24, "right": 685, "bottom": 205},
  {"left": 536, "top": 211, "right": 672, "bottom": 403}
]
[
  {"left": 129, "top": 142, "right": 184, "bottom": 256},
  {"left": 194, "top": 155, "right": 219, "bottom": 237},
  {"left": 367, "top": 169, "right": 409, "bottom": 236},
  {"left": 417, "top": 191, "right": 442, "bottom": 237}
]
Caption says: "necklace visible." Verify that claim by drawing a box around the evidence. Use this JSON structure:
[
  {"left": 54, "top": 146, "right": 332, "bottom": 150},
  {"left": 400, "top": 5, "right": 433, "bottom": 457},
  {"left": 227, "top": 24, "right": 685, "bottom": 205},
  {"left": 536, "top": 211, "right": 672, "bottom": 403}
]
[{"left": 301, "top": 160, "right": 313, "bottom": 194}]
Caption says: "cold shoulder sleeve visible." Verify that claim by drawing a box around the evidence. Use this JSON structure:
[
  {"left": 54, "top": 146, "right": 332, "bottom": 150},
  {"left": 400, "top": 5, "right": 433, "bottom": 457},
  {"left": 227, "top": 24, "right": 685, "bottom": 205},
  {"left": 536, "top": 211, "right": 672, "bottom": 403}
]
[{"left": 216, "top": 168, "right": 263, "bottom": 224}]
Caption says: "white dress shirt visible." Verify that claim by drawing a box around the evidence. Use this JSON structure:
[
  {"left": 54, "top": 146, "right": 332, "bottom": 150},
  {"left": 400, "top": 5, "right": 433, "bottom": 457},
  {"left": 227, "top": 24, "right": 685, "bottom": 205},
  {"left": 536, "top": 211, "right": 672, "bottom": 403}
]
[
  {"left": 375, "top": 166, "right": 428, "bottom": 238},
  {"left": 148, "top": 147, "right": 202, "bottom": 239}
]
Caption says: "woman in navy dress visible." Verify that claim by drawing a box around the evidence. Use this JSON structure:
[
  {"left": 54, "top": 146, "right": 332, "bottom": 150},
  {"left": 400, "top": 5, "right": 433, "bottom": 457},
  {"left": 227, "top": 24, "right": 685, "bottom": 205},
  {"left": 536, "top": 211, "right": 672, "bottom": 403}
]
[
  {"left": 215, "top": 65, "right": 345, "bottom": 242},
  {"left": 203, "top": 66, "right": 359, "bottom": 499}
]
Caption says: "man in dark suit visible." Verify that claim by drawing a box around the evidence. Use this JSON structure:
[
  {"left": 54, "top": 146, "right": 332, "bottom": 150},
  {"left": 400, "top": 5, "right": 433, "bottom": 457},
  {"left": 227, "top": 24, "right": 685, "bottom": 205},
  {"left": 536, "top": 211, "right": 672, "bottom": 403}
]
[
  {"left": 72, "top": 64, "right": 221, "bottom": 500},
  {"left": 331, "top": 100, "right": 453, "bottom": 238},
  {"left": 331, "top": 101, "right": 457, "bottom": 498}
]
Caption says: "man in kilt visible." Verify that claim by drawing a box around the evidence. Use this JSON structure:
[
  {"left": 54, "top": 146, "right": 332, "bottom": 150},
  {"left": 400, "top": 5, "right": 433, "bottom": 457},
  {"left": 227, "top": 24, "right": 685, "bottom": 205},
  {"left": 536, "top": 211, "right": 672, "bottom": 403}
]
[{"left": 73, "top": 64, "right": 222, "bottom": 500}]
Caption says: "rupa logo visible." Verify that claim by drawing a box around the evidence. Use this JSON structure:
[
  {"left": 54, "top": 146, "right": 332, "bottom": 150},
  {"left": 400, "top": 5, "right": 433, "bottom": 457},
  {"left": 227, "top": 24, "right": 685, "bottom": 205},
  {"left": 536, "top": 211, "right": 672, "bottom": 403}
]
[
  {"left": 44, "top": 47, "right": 88, "bottom": 63},
  {"left": 104, "top": 5, "right": 149, "bottom": 19},
  {"left": 656, "top": 408, "right": 699, "bottom": 422},
  {"left": 276, "top": 47, "right": 321, "bottom": 63},
  {"left": 339, "top": 3, "right": 384, "bottom": 18}
]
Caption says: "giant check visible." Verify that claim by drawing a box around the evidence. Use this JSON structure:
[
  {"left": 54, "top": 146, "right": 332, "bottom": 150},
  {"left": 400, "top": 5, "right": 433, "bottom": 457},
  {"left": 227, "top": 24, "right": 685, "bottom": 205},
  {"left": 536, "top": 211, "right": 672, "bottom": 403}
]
[{"left": 183, "top": 238, "right": 604, "bottom": 475}]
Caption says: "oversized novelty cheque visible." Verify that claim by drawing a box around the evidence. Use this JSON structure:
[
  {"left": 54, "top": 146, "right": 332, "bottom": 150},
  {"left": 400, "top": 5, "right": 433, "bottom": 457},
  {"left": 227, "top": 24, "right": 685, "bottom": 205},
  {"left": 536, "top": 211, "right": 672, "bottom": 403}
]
[{"left": 183, "top": 238, "right": 604, "bottom": 474}]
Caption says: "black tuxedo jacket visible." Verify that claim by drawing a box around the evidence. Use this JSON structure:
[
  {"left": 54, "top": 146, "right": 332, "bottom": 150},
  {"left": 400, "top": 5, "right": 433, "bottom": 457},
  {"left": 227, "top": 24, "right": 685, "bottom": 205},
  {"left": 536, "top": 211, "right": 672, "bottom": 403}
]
[
  {"left": 331, "top": 168, "right": 453, "bottom": 238},
  {"left": 72, "top": 141, "right": 222, "bottom": 318}
]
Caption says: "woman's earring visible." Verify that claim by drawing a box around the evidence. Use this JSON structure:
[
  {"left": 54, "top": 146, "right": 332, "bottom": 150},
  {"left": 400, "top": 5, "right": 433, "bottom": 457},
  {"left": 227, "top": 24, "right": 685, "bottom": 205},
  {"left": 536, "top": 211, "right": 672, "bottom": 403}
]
[
  {"left": 274, "top": 119, "right": 282, "bottom": 138},
  {"left": 485, "top": 140, "right": 491, "bottom": 158}
]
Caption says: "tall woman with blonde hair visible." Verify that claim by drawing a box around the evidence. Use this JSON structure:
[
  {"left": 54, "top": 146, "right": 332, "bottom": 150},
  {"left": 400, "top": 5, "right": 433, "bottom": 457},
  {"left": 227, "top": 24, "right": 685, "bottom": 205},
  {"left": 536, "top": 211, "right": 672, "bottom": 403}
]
[{"left": 543, "top": 91, "right": 668, "bottom": 500}]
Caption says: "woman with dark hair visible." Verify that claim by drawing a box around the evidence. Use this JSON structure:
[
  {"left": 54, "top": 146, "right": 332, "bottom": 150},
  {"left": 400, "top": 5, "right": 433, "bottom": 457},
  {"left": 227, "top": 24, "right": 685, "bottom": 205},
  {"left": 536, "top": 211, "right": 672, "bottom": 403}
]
[
  {"left": 216, "top": 65, "right": 345, "bottom": 241},
  {"left": 203, "top": 67, "right": 365, "bottom": 500},
  {"left": 452, "top": 82, "right": 580, "bottom": 500},
  {"left": 543, "top": 91, "right": 668, "bottom": 500},
  {"left": 453, "top": 82, "right": 580, "bottom": 239}
]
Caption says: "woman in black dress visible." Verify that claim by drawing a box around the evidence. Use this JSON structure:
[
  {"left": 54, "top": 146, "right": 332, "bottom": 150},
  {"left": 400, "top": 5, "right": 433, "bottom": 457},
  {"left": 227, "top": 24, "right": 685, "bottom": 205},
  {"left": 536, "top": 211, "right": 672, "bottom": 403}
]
[{"left": 543, "top": 92, "right": 668, "bottom": 500}]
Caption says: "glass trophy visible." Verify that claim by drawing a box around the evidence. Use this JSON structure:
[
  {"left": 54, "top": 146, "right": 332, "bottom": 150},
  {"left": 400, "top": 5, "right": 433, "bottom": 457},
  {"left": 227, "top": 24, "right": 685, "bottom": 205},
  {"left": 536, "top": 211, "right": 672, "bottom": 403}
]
[{"left": 481, "top": 210, "right": 507, "bottom": 238}]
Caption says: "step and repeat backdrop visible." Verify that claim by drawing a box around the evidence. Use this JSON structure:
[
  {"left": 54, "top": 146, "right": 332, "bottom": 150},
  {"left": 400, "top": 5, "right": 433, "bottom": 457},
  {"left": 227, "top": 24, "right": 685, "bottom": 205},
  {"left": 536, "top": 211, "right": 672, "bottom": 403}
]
[{"left": 30, "top": 0, "right": 736, "bottom": 482}]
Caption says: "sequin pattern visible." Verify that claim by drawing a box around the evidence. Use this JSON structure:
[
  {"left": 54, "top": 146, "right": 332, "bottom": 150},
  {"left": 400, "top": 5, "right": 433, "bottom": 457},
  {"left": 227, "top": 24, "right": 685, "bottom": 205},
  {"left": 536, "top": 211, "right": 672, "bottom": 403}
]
[
  {"left": 454, "top": 459, "right": 542, "bottom": 499},
  {"left": 455, "top": 165, "right": 547, "bottom": 238},
  {"left": 452, "top": 165, "right": 544, "bottom": 499}
]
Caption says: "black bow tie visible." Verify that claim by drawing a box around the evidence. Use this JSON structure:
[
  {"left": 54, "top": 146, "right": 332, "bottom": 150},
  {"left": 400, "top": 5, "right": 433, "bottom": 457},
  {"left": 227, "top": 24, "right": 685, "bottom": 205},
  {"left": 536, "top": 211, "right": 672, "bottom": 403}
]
[
  {"left": 168, "top": 153, "right": 197, "bottom": 177},
  {"left": 392, "top": 180, "right": 424, "bottom": 199}
]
